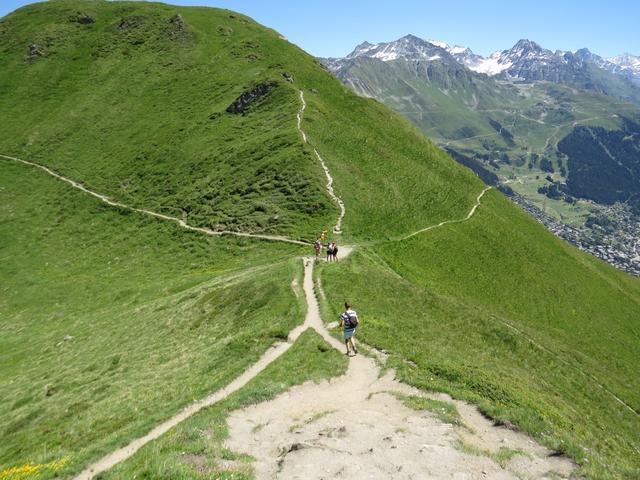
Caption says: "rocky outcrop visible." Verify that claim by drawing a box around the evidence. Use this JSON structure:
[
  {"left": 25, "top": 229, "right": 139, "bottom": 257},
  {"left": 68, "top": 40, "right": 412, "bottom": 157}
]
[
  {"left": 168, "top": 14, "right": 187, "bottom": 38},
  {"left": 27, "top": 43, "right": 42, "bottom": 59},
  {"left": 116, "top": 16, "right": 144, "bottom": 32},
  {"left": 226, "top": 82, "right": 277, "bottom": 114},
  {"left": 71, "top": 13, "right": 95, "bottom": 25}
]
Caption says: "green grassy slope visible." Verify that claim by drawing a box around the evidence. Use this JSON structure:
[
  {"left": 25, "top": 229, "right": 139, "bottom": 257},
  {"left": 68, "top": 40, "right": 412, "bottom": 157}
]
[
  {"left": 0, "top": 160, "right": 306, "bottom": 475},
  {"left": 0, "top": 0, "right": 337, "bottom": 238},
  {"left": 100, "top": 329, "right": 347, "bottom": 480},
  {"left": 1, "top": 2, "right": 639, "bottom": 479},
  {"left": 318, "top": 190, "right": 640, "bottom": 479},
  {"left": 294, "top": 81, "right": 483, "bottom": 241},
  {"left": 1, "top": 1, "right": 483, "bottom": 475}
]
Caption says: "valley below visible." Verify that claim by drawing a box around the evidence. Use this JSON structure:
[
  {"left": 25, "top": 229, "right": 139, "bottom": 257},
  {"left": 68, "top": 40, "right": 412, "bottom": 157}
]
[{"left": 509, "top": 191, "right": 640, "bottom": 276}]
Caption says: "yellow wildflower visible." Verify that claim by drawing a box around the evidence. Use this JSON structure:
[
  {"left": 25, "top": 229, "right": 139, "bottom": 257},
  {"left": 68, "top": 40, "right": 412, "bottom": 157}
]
[{"left": 0, "top": 457, "right": 69, "bottom": 480}]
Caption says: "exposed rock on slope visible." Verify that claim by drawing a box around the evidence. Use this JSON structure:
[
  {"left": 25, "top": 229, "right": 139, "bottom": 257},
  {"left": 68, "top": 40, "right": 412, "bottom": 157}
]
[{"left": 226, "top": 82, "right": 278, "bottom": 114}]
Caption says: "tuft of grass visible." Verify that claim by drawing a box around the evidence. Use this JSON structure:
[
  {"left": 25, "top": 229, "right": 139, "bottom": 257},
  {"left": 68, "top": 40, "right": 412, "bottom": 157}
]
[
  {"left": 454, "top": 438, "right": 526, "bottom": 469},
  {"left": 288, "top": 409, "right": 335, "bottom": 432},
  {"left": 393, "top": 393, "right": 464, "bottom": 428}
]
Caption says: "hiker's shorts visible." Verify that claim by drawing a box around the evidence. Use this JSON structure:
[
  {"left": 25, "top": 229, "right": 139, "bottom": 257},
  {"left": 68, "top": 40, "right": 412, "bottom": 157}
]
[{"left": 343, "top": 327, "right": 356, "bottom": 340}]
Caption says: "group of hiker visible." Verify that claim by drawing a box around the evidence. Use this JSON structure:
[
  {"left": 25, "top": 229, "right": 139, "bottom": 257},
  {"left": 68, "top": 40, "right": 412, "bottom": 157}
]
[
  {"left": 313, "top": 230, "right": 339, "bottom": 261},
  {"left": 312, "top": 231, "right": 357, "bottom": 356}
]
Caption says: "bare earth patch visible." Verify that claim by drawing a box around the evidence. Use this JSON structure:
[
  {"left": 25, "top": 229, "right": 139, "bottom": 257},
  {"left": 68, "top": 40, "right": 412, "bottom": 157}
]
[{"left": 226, "top": 353, "right": 575, "bottom": 479}]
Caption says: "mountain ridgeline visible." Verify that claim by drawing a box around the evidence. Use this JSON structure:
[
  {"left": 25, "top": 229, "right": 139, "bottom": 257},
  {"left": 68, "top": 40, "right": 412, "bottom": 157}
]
[{"left": 1, "top": 2, "right": 639, "bottom": 479}]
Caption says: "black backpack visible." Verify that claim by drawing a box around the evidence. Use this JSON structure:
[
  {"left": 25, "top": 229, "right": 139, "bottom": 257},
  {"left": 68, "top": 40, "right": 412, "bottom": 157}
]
[{"left": 342, "top": 311, "right": 358, "bottom": 328}]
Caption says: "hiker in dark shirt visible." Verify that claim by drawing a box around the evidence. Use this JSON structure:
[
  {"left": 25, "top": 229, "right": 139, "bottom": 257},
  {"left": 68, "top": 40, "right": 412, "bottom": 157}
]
[
  {"left": 330, "top": 241, "right": 338, "bottom": 261},
  {"left": 339, "top": 302, "right": 359, "bottom": 356},
  {"left": 326, "top": 241, "right": 333, "bottom": 261}
]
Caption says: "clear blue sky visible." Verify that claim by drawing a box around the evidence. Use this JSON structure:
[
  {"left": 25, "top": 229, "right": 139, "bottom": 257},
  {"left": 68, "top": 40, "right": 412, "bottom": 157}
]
[{"left": 1, "top": 0, "right": 638, "bottom": 58}]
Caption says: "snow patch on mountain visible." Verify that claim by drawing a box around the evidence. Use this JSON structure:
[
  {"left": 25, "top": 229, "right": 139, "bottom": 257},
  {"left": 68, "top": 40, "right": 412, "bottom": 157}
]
[
  {"left": 333, "top": 35, "right": 640, "bottom": 85},
  {"left": 471, "top": 53, "right": 513, "bottom": 75},
  {"left": 607, "top": 54, "right": 640, "bottom": 77},
  {"left": 344, "top": 35, "right": 451, "bottom": 64}
]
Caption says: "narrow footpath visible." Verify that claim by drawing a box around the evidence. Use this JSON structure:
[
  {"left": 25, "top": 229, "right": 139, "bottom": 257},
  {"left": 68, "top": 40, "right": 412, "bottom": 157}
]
[
  {"left": 1, "top": 92, "right": 584, "bottom": 479},
  {"left": 399, "top": 186, "right": 492, "bottom": 241},
  {"left": 296, "top": 90, "right": 346, "bottom": 233},
  {"left": 0, "top": 154, "right": 309, "bottom": 247}
]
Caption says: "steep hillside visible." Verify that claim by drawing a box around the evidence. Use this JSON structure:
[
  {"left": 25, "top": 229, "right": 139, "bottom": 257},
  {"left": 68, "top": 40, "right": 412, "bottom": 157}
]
[
  {"left": 0, "top": 2, "right": 479, "bottom": 242},
  {"left": 318, "top": 189, "right": 640, "bottom": 479},
  {"left": 0, "top": 1, "right": 480, "bottom": 477},
  {"left": 1, "top": 2, "right": 639, "bottom": 480}
]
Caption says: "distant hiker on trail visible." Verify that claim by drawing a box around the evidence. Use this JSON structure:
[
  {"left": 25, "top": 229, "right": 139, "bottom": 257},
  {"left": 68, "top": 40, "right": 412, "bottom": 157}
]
[
  {"left": 330, "top": 241, "right": 338, "bottom": 261},
  {"left": 340, "top": 302, "right": 359, "bottom": 356},
  {"left": 314, "top": 239, "right": 322, "bottom": 257},
  {"left": 326, "top": 241, "right": 334, "bottom": 261},
  {"left": 320, "top": 230, "right": 327, "bottom": 242}
]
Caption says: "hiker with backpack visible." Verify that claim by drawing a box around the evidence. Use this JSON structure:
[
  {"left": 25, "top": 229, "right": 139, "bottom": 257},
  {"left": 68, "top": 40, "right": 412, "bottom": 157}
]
[
  {"left": 339, "top": 301, "right": 359, "bottom": 356},
  {"left": 314, "top": 238, "right": 322, "bottom": 257}
]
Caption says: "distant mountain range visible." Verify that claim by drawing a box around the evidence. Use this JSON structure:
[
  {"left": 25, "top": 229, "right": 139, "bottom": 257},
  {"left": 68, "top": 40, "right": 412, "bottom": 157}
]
[
  {"left": 321, "top": 35, "right": 640, "bottom": 214},
  {"left": 321, "top": 35, "right": 640, "bottom": 270},
  {"left": 437, "top": 38, "right": 640, "bottom": 86},
  {"left": 328, "top": 35, "right": 640, "bottom": 87}
]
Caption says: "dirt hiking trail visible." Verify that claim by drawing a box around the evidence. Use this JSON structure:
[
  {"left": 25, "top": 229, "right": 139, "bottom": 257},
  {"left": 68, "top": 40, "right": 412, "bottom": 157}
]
[
  {"left": 223, "top": 260, "right": 576, "bottom": 480},
  {"left": 72, "top": 260, "right": 321, "bottom": 480},
  {"left": 3, "top": 94, "right": 578, "bottom": 479},
  {"left": 297, "top": 91, "right": 346, "bottom": 234},
  {"left": 0, "top": 154, "right": 309, "bottom": 247},
  {"left": 73, "top": 259, "right": 575, "bottom": 479},
  {"left": 398, "top": 186, "right": 492, "bottom": 241}
]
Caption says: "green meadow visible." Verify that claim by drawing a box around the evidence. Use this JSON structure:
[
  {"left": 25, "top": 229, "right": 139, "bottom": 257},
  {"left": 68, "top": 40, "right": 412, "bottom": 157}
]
[
  {"left": 99, "top": 329, "right": 347, "bottom": 480},
  {"left": 1, "top": 2, "right": 639, "bottom": 479},
  {"left": 1, "top": 160, "right": 305, "bottom": 476}
]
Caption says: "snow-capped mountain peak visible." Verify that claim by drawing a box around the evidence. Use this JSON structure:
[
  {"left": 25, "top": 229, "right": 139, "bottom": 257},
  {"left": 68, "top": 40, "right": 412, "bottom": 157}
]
[
  {"left": 511, "top": 38, "right": 543, "bottom": 54},
  {"left": 330, "top": 35, "right": 640, "bottom": 86},
  {"left": 343, "top": 34, "right": 451, "bottom": 63},
  {"left": 426, "top": 39, "right": 487, "bottom": 71},
  {"left": 607, "top": 53, "right": 640, "bottom": 78}
]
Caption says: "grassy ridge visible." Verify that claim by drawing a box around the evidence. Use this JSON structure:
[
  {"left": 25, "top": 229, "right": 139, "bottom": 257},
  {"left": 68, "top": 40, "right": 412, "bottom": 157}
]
[
  {"left": 318, "top": 190, "right": 640, "bottom": 478},
  {"left": 0, "top": 0, "right": 485, "bottom": 243},
  {"left": 0, "top": 160, "right": 306, "bottom": 476},
  {"left": 99, "top": 329, "right": 348, "bottom": 480},
  {"left": 1, "top": 1, "right": 486, "bottom": 475},
  {"left": 0, "top": 1, "right": 336, "bottom": 238}
]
